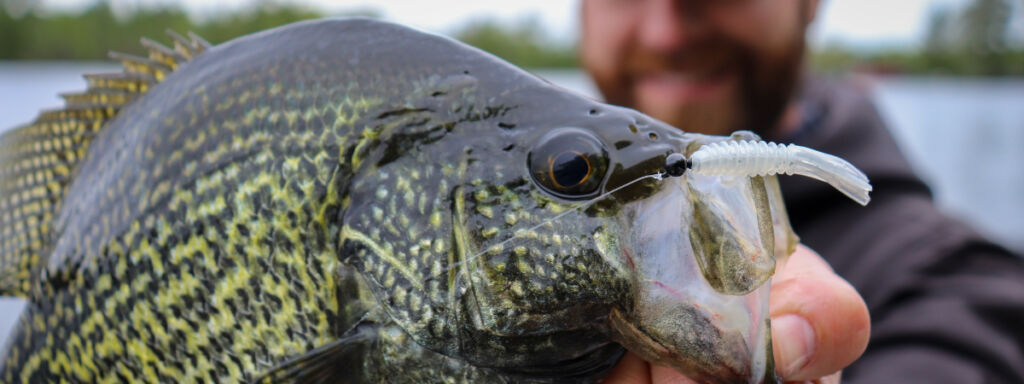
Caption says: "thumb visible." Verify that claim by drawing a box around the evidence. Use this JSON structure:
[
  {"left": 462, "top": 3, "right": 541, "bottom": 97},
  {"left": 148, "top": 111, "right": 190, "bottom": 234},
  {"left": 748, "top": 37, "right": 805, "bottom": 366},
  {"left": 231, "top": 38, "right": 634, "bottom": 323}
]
[{"left": 770, "top": 245, "right": 871, "bottom": 380}]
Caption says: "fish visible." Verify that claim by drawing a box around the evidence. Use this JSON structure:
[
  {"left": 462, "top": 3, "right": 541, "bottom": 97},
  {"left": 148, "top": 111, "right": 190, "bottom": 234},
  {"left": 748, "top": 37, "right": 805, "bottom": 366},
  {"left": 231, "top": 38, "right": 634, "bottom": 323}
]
[{"left": 0, "top": 18, "right": 811, "bottom": 383}]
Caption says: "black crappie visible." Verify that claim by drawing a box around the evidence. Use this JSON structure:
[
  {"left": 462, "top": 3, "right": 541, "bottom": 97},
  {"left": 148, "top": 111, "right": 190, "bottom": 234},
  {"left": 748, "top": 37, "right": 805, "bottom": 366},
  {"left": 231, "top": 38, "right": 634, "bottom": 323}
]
[{"left": 0, "top": 18, "right": 803, "bottom": 383}]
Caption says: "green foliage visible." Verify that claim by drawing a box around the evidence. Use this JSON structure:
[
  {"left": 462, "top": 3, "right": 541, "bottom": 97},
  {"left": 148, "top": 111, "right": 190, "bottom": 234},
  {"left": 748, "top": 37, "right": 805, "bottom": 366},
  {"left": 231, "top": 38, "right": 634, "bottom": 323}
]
[
  {"left": 0, "top": 1, "right": 576, "bottom": 68},
  {"left": 811, "top": 48, "right": 1024, "bottom": 77},
  {"left": 450, "top": 16, "right": 578, "bottom": 68},
  {"left": 3, "top": 0, "right": 1020, "bottom": 75},
  {"left": 0, "top": 1, "right": 328, "bottom": 60},
  {"left": 811, "top": 0, "right": 1024, "bottom": 76}
]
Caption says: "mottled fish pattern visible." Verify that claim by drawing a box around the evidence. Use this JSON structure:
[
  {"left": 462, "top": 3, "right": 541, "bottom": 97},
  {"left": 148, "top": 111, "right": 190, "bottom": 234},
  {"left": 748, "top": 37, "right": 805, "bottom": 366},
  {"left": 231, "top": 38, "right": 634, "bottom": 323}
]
[{"left": 0, "top": 18, "right": 792, "bottom": 384}]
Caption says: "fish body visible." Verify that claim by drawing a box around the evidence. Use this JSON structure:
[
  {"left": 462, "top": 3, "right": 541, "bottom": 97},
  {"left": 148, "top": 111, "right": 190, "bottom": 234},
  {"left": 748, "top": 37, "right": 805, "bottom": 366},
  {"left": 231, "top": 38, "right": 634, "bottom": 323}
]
[{"left": 0, "top": 19, "right": 796, "bottom": 383}]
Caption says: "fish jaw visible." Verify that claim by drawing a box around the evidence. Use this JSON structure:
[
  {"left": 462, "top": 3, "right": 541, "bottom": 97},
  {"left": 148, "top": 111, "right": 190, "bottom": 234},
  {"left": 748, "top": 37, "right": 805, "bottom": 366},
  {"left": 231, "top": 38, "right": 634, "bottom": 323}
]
[{"left": 608, "top": 173, "right": 781, "bottom": 383}]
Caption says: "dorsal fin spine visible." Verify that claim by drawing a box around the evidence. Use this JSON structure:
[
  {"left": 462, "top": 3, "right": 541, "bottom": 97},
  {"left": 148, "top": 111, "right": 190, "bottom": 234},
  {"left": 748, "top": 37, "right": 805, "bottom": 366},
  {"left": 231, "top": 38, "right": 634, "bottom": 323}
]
[
  {"left": 187, "top": 31, "right": 212, "bottom": 50},
  {"left": 108, "top": 51, "right": 172, "bottom": 81},
  {"left": 140, "top": 37, "right": 184, "bottom": 69},
  {"left": 83, "top": 72, "right": 156, "bottom": 93},
  {"left": 166, "top": 30, "right": 199, "bottom": 60}
]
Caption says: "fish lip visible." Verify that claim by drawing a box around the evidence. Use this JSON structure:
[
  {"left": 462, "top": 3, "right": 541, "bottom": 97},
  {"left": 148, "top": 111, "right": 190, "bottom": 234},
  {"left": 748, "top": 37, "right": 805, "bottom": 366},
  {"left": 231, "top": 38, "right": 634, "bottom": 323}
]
[
  {"left": 608, "top": 307, "right": 749, "bottom": 382},
  {"left": 609, "top": 307, "right": 673, "bottom": 356}
]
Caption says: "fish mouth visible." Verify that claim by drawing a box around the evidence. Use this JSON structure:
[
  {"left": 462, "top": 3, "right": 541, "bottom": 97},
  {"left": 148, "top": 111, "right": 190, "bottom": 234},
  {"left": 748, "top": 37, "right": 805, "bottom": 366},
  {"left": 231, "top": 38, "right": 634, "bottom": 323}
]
[{"left": 605, "top": 158, "right": 787, "bottom": 383}]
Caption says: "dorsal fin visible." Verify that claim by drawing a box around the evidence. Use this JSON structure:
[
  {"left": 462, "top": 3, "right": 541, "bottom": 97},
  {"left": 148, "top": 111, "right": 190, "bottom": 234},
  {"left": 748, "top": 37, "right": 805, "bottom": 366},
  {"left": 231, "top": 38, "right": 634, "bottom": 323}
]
[
  {"left": 0, "top": 30, "right": 209, "bottom": 296},
  {"left": 140, "top": 37, "right": 187, "bottom": 69}
]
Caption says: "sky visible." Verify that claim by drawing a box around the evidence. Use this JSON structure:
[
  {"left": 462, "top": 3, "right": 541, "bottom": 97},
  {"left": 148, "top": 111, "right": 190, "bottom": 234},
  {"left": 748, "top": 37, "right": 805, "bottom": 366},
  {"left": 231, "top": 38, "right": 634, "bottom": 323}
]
[{"left": 37, "top": 0, "right": 1022, "bottom": 50}]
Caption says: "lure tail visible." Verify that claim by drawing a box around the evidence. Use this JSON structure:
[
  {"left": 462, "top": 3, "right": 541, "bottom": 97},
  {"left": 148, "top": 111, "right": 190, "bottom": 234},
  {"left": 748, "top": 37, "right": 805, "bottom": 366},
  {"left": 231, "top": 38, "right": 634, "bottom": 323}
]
[
  {"left": 0, "top": 31, "right": 208, "bottom": 296},
  {"left": 669, "top": 140, "right": 872, "bottom": 206}
]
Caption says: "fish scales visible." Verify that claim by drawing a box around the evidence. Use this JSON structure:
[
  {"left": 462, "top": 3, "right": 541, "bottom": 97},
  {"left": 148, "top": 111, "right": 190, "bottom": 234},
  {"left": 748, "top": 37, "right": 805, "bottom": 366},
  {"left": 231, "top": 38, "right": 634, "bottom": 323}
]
[
  {"left": 0, "top": 18, "right": 799, "bottom": 384},
  {"left": 0, "top": 18, "right": 605, "bottom": 382},
  {"left": 1, "top": 21, "right": 434, "bottom": 382}
]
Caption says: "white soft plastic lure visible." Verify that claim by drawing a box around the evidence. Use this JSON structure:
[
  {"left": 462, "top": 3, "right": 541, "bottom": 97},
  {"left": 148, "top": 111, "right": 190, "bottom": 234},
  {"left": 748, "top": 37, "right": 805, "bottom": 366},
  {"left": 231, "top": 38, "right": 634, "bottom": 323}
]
[
  {"left": 442, "top": 139, "right": 872, "bottom": 294},
  {"left": 665, "top": 140, "right": 872, "bottom": 206}
]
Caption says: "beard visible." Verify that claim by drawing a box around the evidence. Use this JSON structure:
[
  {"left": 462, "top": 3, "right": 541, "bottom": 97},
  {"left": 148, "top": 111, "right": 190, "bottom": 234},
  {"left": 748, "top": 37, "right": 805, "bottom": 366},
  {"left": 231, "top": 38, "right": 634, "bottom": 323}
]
[{"left": 592, "top": 22, "right": 807, "bottom": 136}]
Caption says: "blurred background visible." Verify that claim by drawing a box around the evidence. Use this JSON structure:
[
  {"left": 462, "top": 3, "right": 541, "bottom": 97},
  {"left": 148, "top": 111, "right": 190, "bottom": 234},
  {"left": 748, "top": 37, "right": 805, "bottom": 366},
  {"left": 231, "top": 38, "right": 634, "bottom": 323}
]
[{"left": 0, "top": 0, "right": 1022, "bottom": 348}]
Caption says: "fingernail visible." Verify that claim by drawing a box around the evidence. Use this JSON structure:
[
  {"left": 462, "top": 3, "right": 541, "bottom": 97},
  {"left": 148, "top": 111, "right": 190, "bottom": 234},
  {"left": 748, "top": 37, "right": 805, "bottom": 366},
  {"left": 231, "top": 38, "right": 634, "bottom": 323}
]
[{"left": 773, "top": 314, "right": 816, "bottom": 378}]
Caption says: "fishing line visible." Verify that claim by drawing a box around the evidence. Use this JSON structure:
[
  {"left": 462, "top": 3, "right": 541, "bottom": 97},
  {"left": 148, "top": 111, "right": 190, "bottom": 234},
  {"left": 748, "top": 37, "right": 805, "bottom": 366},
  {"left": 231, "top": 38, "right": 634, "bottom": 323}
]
[
  {"left": 342, "top": 172, "right": 667, "bottom": 334},
  {"left": 431, "top": 139, "right": 874, "bottom": 284},
  {"left": 423, "top": 172, "right": 665, "bottom": 286},
  {"left": 345, "top": 139, "right": 872, "bottom": 331}
]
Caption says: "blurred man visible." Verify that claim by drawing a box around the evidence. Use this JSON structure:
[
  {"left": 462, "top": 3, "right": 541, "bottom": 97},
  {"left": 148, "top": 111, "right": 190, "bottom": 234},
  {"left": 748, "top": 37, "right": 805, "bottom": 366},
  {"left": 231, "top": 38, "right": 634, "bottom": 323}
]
[{"left": 581, "top": 0, "right": 1024, "bottom": 383}]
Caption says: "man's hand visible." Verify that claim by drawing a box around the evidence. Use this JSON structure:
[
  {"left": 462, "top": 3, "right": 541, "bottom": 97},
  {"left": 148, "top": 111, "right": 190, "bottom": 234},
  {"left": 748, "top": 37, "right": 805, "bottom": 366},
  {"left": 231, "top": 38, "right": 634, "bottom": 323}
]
[{"left": 604, "top": 245, "right": 870, "bottom": 383}]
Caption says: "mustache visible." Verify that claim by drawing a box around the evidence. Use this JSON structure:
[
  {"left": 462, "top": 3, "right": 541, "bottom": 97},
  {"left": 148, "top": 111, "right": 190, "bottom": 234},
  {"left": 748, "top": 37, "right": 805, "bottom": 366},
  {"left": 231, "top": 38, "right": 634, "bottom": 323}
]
[{"left": 623, "top": 42, "right": 744, "bottom": 75}]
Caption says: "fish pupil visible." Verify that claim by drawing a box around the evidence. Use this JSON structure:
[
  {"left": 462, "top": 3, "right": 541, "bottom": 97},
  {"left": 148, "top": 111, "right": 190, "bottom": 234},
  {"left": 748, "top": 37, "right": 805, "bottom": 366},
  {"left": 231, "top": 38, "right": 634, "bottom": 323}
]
[
  {"left": 552, "top": 151, "right": 590, "bottom": 188},
  {"left": 528, "top": 127, "right": 609, "bottom": 199}
]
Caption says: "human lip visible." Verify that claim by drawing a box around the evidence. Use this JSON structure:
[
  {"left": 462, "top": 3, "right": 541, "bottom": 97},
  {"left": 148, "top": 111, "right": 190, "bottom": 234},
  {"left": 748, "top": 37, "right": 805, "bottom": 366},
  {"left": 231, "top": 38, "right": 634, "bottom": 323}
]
[{"left": 635, "top": 69, "right": 735, "bottom": 102}]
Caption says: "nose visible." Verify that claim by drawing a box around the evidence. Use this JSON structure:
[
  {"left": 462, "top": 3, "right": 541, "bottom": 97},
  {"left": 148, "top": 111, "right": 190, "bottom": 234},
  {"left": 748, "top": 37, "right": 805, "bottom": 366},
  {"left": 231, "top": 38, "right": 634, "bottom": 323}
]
[{"left": 636, "top": 0, "right": 708, "bottom": 53}]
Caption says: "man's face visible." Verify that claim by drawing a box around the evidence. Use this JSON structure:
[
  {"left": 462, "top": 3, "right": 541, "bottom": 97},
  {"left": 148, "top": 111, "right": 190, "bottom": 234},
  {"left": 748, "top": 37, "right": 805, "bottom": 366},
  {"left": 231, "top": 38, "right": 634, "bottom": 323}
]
[{"left": 581, "top": 0, "right": 817, "bottom": 136}]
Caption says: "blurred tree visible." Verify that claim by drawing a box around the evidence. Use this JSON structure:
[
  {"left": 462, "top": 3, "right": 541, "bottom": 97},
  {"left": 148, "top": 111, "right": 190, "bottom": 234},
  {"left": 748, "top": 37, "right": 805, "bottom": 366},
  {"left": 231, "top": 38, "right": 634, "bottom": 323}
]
[
  {"left": 960, "top": 0, "right": 1013, "bottom": 74},
  {"left": 811, "top": 0, "right": 1023, "bottom": 76},
  {"left": 0, "top": 0, "right": 328, "bottom": 60},
  {"left": 925, "top": 7, "right": 955, "bottom": 52},
  {"left": 923, "top": 6, "right": 960, "bottom": 73},
  {"left": 452, "top": 15, "right": 577, "bottom": 68},
  {"left": 0, "top": 0, "right": 34, "bottom": 18},
  {"left": 3, "top": 0, "right": 1019, "bottom": 74}
]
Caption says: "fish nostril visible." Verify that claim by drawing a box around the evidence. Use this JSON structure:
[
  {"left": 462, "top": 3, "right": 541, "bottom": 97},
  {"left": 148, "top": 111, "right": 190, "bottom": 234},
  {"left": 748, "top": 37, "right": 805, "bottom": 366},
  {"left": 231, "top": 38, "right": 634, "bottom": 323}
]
[
  {"left": 648, "top": 132, "right": 659, "bottom": 141},
  {"left": 588, "top": 109, "right": 598, "bottom": 116}
]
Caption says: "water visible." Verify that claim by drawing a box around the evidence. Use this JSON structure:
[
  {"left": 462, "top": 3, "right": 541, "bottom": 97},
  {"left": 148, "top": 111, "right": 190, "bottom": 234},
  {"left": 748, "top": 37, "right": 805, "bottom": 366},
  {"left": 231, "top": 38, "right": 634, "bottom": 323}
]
[
  {"left": 871, "top": 77, "right": 1024, "bottom": 252},
  {"left": 0, "top": 62, "right": 1022, "bottom": 350},
  {"left": 0, "top": 61, "right": 119, "bottom": 128}
]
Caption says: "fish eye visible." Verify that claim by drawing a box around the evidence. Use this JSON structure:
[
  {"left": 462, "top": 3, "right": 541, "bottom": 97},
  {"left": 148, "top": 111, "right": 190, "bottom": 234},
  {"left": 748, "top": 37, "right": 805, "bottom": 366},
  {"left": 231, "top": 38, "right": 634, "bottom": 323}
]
[{"left": 528, "top": 128, "right": 609, "bottom": 199}]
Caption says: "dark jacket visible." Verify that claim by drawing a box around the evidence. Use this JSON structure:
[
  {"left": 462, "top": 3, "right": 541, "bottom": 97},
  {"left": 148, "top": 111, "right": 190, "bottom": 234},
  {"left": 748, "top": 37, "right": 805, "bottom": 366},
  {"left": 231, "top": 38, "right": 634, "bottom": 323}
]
[{"left": 772, "top": 77, "right": 1024, "bottom": 384}]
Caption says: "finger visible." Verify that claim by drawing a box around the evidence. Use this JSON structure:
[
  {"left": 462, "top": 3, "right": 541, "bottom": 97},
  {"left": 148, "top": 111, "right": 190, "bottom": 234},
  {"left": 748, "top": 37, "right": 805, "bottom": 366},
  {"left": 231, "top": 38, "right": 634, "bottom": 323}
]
[
  {"left": 818, "top": 370, "right": 842, "bottom": 384},
  {"left": 602, "top": 351, "right": 651, "bottom": 384},
  {"left": 771, "top": 245, "right": 870, "bottom": 381},
  {"left": 785, "top": 370, "right": 842, "bottom": 384},
  {"left": 650, "top": 364, "right": 699, "bottom": 384}
]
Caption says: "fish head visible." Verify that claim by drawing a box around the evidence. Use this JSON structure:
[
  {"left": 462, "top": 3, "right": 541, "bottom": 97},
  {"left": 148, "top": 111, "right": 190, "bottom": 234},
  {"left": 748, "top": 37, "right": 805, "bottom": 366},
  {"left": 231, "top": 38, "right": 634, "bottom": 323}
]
[{"left": 436, "top": 81, "right": 796, "bottom": 382}]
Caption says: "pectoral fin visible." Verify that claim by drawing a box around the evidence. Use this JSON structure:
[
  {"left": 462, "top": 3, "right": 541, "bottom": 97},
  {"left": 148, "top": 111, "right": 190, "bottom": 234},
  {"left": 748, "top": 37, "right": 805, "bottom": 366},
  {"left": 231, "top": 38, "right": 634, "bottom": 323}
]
[{"left": 253, "top": 324, "right": 376, "bottom": 384}]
